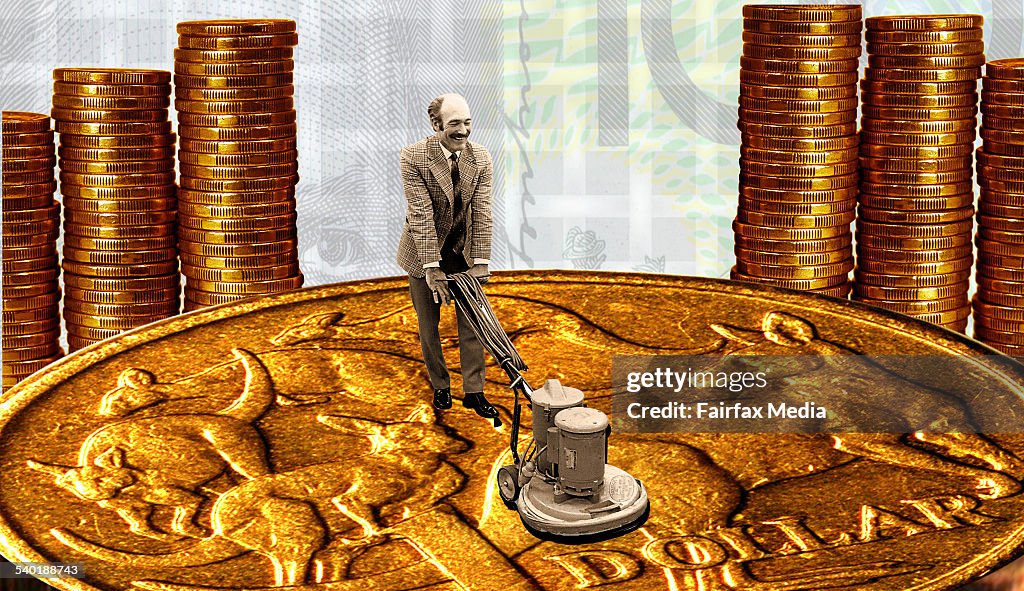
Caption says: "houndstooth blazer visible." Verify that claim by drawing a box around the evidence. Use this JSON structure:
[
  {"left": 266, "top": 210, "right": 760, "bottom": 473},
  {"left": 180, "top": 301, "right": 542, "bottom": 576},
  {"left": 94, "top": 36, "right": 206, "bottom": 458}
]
[{"left": 397, "top": 135, "right": 493, "bottom": 277}]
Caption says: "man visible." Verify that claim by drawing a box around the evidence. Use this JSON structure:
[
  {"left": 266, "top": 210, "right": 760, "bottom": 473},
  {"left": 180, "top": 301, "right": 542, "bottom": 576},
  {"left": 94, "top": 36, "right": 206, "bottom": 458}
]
[{"left": 397, "top": 93, "right": 498, "bottom": 422}]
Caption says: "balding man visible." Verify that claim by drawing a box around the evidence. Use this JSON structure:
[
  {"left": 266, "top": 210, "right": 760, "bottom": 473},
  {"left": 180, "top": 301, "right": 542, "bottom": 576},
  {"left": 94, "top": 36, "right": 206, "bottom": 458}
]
[{"left": 397, "top": 93, "right": 497, "bottom": 423}]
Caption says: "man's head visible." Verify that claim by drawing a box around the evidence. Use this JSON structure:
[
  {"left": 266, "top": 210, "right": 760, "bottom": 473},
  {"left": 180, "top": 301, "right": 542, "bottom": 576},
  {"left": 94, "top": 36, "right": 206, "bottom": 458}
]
[{"left": 428, "top": 93, "right": 471, "bottom": 153}]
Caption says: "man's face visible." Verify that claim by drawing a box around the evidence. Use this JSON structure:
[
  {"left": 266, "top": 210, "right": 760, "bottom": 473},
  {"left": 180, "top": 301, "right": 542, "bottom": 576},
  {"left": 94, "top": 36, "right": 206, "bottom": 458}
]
[{"left": 435, "top": 97, "right": 471, "bottom": 153}]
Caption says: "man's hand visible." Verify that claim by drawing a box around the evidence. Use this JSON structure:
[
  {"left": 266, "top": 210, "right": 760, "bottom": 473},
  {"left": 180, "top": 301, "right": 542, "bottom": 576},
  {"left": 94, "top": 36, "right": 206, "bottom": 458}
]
[
  {"left": 468, "top": 264, "right": 490, "bottom": 284},
  {"left": 425, "top": 267, "right": 451, "bottom": 304}
]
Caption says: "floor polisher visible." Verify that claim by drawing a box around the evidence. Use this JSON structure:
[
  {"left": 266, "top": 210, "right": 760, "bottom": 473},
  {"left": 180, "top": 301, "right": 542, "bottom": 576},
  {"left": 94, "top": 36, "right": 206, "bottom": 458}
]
[{"left": 446, "top": 273, "right": 650, "bottom": 543}]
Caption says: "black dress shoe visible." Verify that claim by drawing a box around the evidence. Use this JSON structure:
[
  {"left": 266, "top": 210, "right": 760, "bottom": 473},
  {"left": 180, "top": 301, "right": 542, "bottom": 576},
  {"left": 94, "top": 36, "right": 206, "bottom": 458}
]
[
  {"left": 433, "top": 387, "right": 452, "bottom": 410},
  {"left": 463, "top": 392, "right": 499, "bottom": 420}
]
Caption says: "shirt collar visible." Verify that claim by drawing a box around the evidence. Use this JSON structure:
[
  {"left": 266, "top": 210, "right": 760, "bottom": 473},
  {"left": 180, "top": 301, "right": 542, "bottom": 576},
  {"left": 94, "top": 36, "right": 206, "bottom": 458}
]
[{"left": 439, "top": 142, "right": 460, "bottom": 163}]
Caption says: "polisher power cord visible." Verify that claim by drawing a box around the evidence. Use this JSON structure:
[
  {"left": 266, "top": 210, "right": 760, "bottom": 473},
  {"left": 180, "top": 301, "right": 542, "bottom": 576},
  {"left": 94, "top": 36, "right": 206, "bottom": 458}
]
[{"left": 446, "top": 272, "right": 532, "bottom": 460}]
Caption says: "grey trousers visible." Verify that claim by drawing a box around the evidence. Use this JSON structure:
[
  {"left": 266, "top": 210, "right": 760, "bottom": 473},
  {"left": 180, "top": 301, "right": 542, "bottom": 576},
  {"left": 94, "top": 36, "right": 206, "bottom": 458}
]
[{"left": 408, "top": 275, "right": 486, "bottom": 392}]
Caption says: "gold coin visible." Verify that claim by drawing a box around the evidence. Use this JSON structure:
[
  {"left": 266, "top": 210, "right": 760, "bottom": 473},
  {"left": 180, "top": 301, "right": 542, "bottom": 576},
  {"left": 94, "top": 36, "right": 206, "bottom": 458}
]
[
  {"left": 177, "top": 18, "right": 295, "bottom": 36},
  {"left": 981, "top": 189, "right": 1024, "bottom": 207},
  {"left": 730, "top": 267, "right": 849, "bottom": 289},
  {"left": 740, "top": 186, "right": 857, "bottom": 203},
  {"left": 179, "top": 162, "right": 297, "bottom": 180},
  {"left": 177, "top": 32, "right": 299, "bottom": 49},
  {"left": 180, "top": 134, "right": 296, "bottom": 150},
  {"left": 857, "top": 230, "right": 974, "bottom": 251},
  {"left": 177, "top": 226, "right": 296, "bottom": 244},
  {"left": 2, "top": 330, "right": 60, "bottom": 350},
  {"left": 981, "top": 104, "right": 1024, "bottom": 119},
  {"left": 741, "top": 135, "right": 858, "bottom": 153},
  {"left": 179, "top": 175, "right": 298, "bottom": 192},
  {"left": 983, "top": 77, "right": 1024, "bottom": 92},
  {"left": 174, "top": 59, "right": 293, "bottom": 76},
  {"left": 179, "top": 251, "right": 295, "bottom": 269},
  {"left": 732, "top": 218, "right": 851, "bottom": 240},
  {"left": 1, "top": 354, "right": 61, "bottom": 377},
  {"left": 65, "top": 286, "right": 179, "bottom": 304},
  {"left": 986, "top": 58, "right": 1024, "bottom": 80},
  {"left": 58, "top": 146, "right": 174, "bottom": 161},
  {"left": 980, "top": 149, "right": 1024, "bottom": 169},
  {"left": 57, "top": 132, "right": 176, "bottom": 149},
  {"left": 53, "top": 68, "right": 171, "bottom": 85},
  {"left": 735, "top": 247, "right": 850, "bottom": 266},
  {"left": 64, "top": 310, "right": 175, "bottom": 330},
  {"left": 174, "top": 84, "right": 294, "bottom": 102},
  {"left": 182, "top": 263, "right": 300, "bottom": 283},
  {"left": 978, "top": 213, "right": 1024, "bottom": 232},
  {"left": 741, "top": 171, "right": 858, "bottom": 191},
  {"left": 63, "top": 324, "right": 123, "bottom": 342},
  {"left": 178, "top": 149, "right": 297, "bottom": 166},
  {"left": 186, "top": 273, "right": 303, "bottom": 294},
  {"left": 735, "top": 258, "right": 853, "bottom": 280},
  {"left": 739, "top": 109, "right": 858, "bottom": 126},
  {"left": 3, "top": 281, "right": 59, "bottom": 299},
  {"left": 741, "top": 84, "right": 856, "bottom": 101},
  {"left": 742, "top": 5, "right": 861, "bottom": 22},
  {"left": 740, "top": 146, "right": 858, "bottom": 164},
  {"left": 857, "top": 256, "right": 974, "bottom": 275},
  {"left": 3, "top": 170, "right": 56, "bottom": 186},
  {"left": 62, "top": 246, "right": 177, "bottom": 265},
  {"left": 861, "top": 104, "right": 977, "bottom": 120},
  {"left": 3, "top": 144, "right": 54, "bottom": 159},
  {"left": 860, "top": 155, "right": 972, "bottom": 173},
  {"left": 63, "top": 299, "right": 180, "bottom": 318},
  {"left": 2, "top": 156, "right": 56, "bottom": 173},
  {"left": 63, "top": 222, "right": 175, "bottom": 239},
  {"left": 854, "top": 282, "right": 969, "bottom": 301},
  {"left": 172, "top": 72, "right": 294, "bottom": 89},
  {"left": 63, "top": 196, "right": 176, "bottom": 213},
  {"left": 2, "top": 180, "right": 57, "bottom": 198},
  {"left": 52, "top": 81, "right": 171, "bottom": 97},
  {"left": 178, "top": 213, "right": 295, "bottom": 231},
  {"left": 858, "top": 219, "right": 973, "bottom": 238},
  {"left": 176, "top": 187, "right": 294, "bottom": 205},
  {"left": 736, "top": 209, "right": 854, "bottom": 228},
  {"left": 975, "top": 323, "right": 1024, "bottom": 344},
  {"left": 738, "top": 198, "right": 853, "bottom": 215},
  {"left": 740, "top": 57, "right": 859, "bottom": 74},
  {"left": 865, "top": 28, "right": 984, "bottom": 43},
  {"left": 857, "top": 244, "right": 974, "bottom": 263},
  {"left": 2, "top": 111, "right": 50, "bottom": 134},
  {"left": 2, "top": 254, "right": 58, "bottom": 274},
  {"left": 59, "top": 184, "right": 176, "bottom": 200},
  {"left": 742, "top": 19, "right": 862, "bottom": 35},
  {"left": 735, "top": 234, "right": 852, "bottom": 253},
  {"left": 741, "top": 32, "right": 861, "bottom": 47},
  {"left": 861, "top": 130, "right": 976, "bottom": 147},
  {"left": 982, "top": 141, "right": 1024, "bottom": 157},
  {"left": 178, "top": 200, "right": 294, "bottom": 218},
  {"left": 176, "top": 238, "right": 297, "bottom": 257},
  {"left": 866, "top": 14, "right": 984, "bottom": 31},
  {"left": 175, "top": 97, "right": 294, "bottom": 115},
  {"left": 178, "top": 125, "right": 297, "bottom": 141},
  {"left": 973, "top": 314, "right": 1024, "bottom": 332},
  {"left": 861, "top": 92, "right": 977, "bottom": 108},
  {"left": 742, "top": 45, "right": 861, "bottom": 61},
  {"left": 51, "top": 94, "right": 170, "bottom": 110},
  {"left": 2, "top": 306, "right": 58, "bottom": 323},
  {"left": 182, "top": 287, "right": 254, "bottom": 306},
  {"left": 59, "top": 171, "right": 175, "bottom": 187},
  {"left": 1, "top": 130, "right": 53, "bottom": 146},
  {"left": 739, "top": 96, "right": 858, "bottom": 113},
  {"left": 58, "top": 159, "right": 174, "bottom": 174},
  {"left": 738, "top": 122, "right": 858, "bottom": 139},
  {"left": 1, "top": 290, "right": 60, "bottom": 311},
  {"left": 855, "top": 295, "right": 968, "bottom": 315},
  {"left": 975, "top": 294, "right": 1024, "bottom": 317},
  {"left": 173, "top": 47, "right": 294, "bottom": 63},
  {"left": 981, "top": 164, "right": 1024, "bottom": 183},
  {"left": 860, "top": 169, "right": 974, "bottom": 185},
  {"left": 981, "top": 90, "right": 1024, "bottom": 106},
  {"left": 739, "top": 158, "right": 857, "bottom": 178},
  {"left": 979, "top": 268, "right": 1024, "bottom": 286},
  {"left": 859, "top": 142, "right": 973, "bottom": 158},
  {"left": 50, "top": 107, "right": 169, "bottom": 123},
  {"left": 981, "top": 115, "right": 1024, "bottom": 132},
  {"left": 1, "top": 268, "right": 59, "bottom": 286},
  {"left": 2, "top": 317, "right": 61, "bottom": 337},
  {"left": 61, "top": 273, "right": 179, "bottom": 291},
  {"left": 3, "top": 219, "right": 58, "bottom": 236},
  {"left": 812, "top": 282, "right": 852, "bottom": 297},
  {"left": 860, "top": 79, "right": 977, "bottom": 95},
  {"left": 2, "top": 195, "right": 54, "bottom": 211},
  {"left": 62, "top": 260, "right": 178, "bottom": 278},
  {"left": 977, "top": 239, "right": 1024, "bottom": 260},
  {"left": 980, "top": 202, "right": 1024, "bottom": 219},
  {"left": 865, "top": 66, "right": 981, "bottom": 82},
  {"left": 738, "top": 69, "right": 858, "bottom": 87},
  {"left": 2, "top": 203, "right": 60, "bottom": 223},
  {"left": 866, "top": 41, "right": 985, "bottom": 56},
  {"left": 0, "top": 231, "right": 59, "bottom": 248},
  {"left": 54, "top": 120, "right": 172, "bottom": 135},
  {"left": 177, "top": 109, "right": 296, "bottom": 127}
]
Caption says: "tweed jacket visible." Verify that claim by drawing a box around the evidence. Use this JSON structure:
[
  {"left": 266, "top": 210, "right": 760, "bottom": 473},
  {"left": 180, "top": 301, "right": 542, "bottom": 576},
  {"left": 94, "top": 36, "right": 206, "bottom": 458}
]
[{"left": 397, "top": 135, "right": 493, "bottom": 277}]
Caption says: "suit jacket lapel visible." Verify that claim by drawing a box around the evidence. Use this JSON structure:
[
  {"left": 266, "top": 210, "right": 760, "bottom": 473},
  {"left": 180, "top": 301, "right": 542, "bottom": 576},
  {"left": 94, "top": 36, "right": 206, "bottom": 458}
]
[
  {"left": 427, "top": 138, "right": 455, "bottom": 206},
  {"left": 458, "top": 146, "right": 477, "bottom": 203}
]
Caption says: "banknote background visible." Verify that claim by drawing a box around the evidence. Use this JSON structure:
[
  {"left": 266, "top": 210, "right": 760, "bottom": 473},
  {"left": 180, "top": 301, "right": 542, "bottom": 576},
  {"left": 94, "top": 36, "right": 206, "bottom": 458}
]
[{"left": 0, "top": 0, "right": 1016, "bottom": 283}]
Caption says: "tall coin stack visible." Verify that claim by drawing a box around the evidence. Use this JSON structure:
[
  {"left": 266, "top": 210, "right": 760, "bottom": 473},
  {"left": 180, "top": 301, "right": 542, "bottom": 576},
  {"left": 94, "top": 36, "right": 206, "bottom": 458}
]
[
  {"left": 854, "top": 15, "right": 984, "bottom": 333},
  {"left": 3, "top": 112, "right": 62, "bottom": 391},
  {"left": 174, "top": 19, "right": 302, "bottom": 311},
  {"left": 732, "top": 4, "right": 861, "bottom": 298},
  {"left": 974, "top": 59, "right": 1024, "bottom": 354},
  {"left": 52, "top": 68, "right": 180, "bottom": 351}
]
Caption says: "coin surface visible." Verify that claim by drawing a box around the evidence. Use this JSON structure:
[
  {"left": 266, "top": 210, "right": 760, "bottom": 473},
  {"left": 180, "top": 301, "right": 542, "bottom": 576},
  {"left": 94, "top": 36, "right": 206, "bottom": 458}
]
[{"left": 4, "top": 272, "right": 1024, "bottom": 591}]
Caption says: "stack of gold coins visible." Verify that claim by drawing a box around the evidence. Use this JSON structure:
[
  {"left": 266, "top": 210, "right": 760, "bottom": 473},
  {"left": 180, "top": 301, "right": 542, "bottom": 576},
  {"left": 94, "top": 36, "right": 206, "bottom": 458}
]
[
  {"left": 974, "top": 58, "right": 1024, "bottom": 353},
  {"left": 732, "top": 4, "right": 861, "bottom": 298},
  {"left": 174, "top": 19, "right": 302, "bottom": 311},
  {"left": 2, "top": 112, "right": 62, "bottom": 390},
  {"left": 51, "top": 68, "right": 180, "bottom": 351},
  {"left": 854, "top": 15, "right": 984, "bottom": 333}
]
